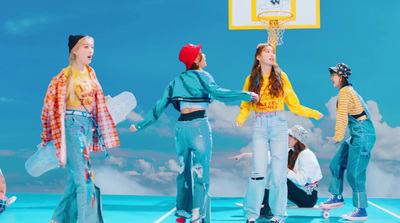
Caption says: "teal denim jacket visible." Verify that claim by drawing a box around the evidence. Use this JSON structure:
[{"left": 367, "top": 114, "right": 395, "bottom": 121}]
[{"left": 136, "top": 69, "right": 252, "bottom": 130}]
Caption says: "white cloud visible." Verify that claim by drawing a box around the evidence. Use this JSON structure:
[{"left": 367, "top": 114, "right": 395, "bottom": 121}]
[
  {"left": 166, "top": 159, "right": 180, "bottom": 173},
  {"left": 143, "top": 171, "right": 176, "bottom": 184},
  {"left": 93, "top": 98, "right": 400, "bottom": 198},
  {"left": 130, "top": 159, "right": 177, "bottom": 185},
  {"left": 134, "top": 159, "right": 155, "bottom": 173},
  {"left": 127, "top": 111, "right": 175, "bottom": 137},
  {"left": 202, "top": 98, "right": 400, "bottom": 197},
  {"left": 0, "top": 150, "right": 16, "bottom": 156},
  {"left": 209, "top": 167, "right": 248, "bottom": 197},
  {"left": 365, "top": 162, "right": 400, "bottom": 198},
  {"left": 93, "top": 167, "right": 154, "bottom": 195},
  {"left": 207, "top": 101, "right": 254, "bottom": 138},
  {"left": 0, "top": 97, "right": 20, "bottom": 104},
  {"left": 105, "top": 156, "right": 127, "bottom": 167},
  {"left": 126, "top": 111, "right": 143, "bottom": 122},
  {"left": 124, "top": 170, "right": 140, "bottom": 176},
  {"left": 4, "top": 16, "right": 50, "bottom": 34},
  {"left": 326, "top": 96, "right": 338, "bottom": 120},
  {"left": 367, "top": 100, "right": 400, "bottom": 161}
]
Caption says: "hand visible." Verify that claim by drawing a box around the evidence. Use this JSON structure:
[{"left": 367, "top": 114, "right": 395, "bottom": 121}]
[
  {"left": 236, "top": 121, "right": 243, "bottom": 128},
  {"left": 326, "top": 137, "right": 339, "bottom": 144},
  {"left": 250, "top": 92, "right": 259, "bottom": 102},
  {"left": 40, "top": 141, "right": 49, "bottom": 149},
  {"left": 318, "top": 112, "right": 324, "bottom": 120},
  {"left": 229, "top": 154, "right": 245, "bottom": 162},
  {"left": 229, "top": 153, "right": 251, "bottom": 162},
  {"left": 129, "top": 125, "right": 138, "bottom": 132}
]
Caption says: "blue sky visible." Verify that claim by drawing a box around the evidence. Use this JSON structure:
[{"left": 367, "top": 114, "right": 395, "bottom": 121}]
[{"left": 1, "top": 1, "right": 399, "bottom": 198}]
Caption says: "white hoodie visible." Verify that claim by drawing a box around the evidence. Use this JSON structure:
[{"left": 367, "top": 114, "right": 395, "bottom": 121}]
[{"left": 287, "top": 148, "right": 322, "bottom": 194}]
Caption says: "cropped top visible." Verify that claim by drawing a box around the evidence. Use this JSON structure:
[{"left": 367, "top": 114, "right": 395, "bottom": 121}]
[
  {"left": 64, "top": 66, "right": 98, "bottom": 107},
  {"left": 180, "top": 101, "right": 208, "bottom": 110},
  {"left": 334, "top": 86, "right": 365, "bottom": 141},
  {"left": 135, "top": 69, "right": 252, "bottom": 130}
]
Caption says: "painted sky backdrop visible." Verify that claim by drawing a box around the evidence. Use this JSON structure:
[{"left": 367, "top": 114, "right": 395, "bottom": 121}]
[{"left": 1, "top": 1, "right": 399, "bottom": 198}]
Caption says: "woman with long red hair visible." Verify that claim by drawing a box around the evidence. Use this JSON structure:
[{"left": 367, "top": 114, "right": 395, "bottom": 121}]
[{"left": 236, "top": 44, "right": 323, "bottom": 223}]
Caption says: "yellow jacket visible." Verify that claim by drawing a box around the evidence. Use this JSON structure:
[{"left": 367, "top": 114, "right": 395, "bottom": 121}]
[{"left": 236, "top": 72, "right": 320, "bottom": 124}]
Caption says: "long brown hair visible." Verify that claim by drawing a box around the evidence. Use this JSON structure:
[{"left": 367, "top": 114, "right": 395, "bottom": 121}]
[
  {"left": 248, "top": 44, "right": 283, "bottom": 98},
  {"left": 287, "top": 139, "right": 307, "bottom": 170}
]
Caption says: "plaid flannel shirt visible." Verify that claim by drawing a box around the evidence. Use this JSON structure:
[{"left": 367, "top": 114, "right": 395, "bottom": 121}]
[{"left": 41, "top": 65, "right": 120, "bottom": 167}]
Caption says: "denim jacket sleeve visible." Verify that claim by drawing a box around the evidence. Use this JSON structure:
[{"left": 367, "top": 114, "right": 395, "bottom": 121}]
[
  {"left": 195, "top": 70, "right": 252, "bottom": 102},
  {"left": 135, "top": 83, "right": 173, "bottom": 131}
]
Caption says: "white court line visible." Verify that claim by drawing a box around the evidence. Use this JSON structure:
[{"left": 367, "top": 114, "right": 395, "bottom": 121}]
[
  {"left": 368, "top": 201, "right": 400, "bottom": 219},
  {"left": 154, "top": 207, "right": 176, "bottom": 223}
]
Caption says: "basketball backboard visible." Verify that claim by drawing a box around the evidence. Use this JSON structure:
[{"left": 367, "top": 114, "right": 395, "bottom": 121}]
[{"left": 229, "top": 0, "right": 320, "bottom": 30}]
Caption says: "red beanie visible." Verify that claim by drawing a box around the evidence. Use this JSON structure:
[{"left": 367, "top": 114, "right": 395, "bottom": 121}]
[{"left": 179, "top": 44, "right": 202, "bottom": 70}]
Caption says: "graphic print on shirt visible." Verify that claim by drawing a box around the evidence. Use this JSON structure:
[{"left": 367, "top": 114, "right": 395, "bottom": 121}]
[
  {"left": 258, "top": 100, "right": 278, "bottom": 111},
  {"left": 74, "top": 78, "right": 97, "bottom": 106}
]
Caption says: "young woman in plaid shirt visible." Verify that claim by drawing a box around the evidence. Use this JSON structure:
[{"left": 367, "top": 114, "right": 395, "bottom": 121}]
[{"left": 41, "top": 35, "right": 119, "bottom": 223}]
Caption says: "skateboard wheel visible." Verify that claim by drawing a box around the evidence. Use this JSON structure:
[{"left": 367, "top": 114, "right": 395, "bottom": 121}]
[{"left": 323, "top": 211, "right": 330, "bottom": 218}]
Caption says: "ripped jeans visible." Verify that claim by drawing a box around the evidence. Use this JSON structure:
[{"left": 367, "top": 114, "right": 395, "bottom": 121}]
[
  {"left": 174, "top": 117, "right": 212, "bottom": 223},
  {"left": 244, "top": 111, "right": 288, "bottom": 219},
  {"left": 52, "top": 114, "right": 103, "bottom": 223}
]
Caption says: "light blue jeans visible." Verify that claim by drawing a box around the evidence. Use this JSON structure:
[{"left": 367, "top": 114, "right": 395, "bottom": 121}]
[
  {"left": 244, "top": 111, "right": 288, "bottom": 219},
  {"left": 52, "top": 114, "right": 104, "bottom": 223},
  {"left": 328, "top": 92, "right": 376, "bottom": 208},
  {"left": 174, "top": 118, "right": 212, "bottom": 223}
]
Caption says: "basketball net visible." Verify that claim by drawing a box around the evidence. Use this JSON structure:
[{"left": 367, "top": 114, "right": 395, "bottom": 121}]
[{"left": 257, "top": 11, "right": 294, "bottom": 49}]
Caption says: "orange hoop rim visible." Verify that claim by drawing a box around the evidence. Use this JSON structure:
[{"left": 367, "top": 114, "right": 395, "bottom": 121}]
[{"left": 257, "top": 10, "right": 294, "bottom": 25}]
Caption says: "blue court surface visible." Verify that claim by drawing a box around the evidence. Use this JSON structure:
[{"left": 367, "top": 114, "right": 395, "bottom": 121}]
[{"left": 2, "top": 194, "right": 399, "bottom": 223}]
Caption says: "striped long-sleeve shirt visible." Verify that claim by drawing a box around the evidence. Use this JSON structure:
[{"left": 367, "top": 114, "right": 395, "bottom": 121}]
[
  {"left": 334, "top": 86, "right": 364, "bottom": 141},
  {"left": 41, "top": 65, "right": 120, "bottom": 167}
]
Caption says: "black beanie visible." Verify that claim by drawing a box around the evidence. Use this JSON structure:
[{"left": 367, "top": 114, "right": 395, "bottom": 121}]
[{"left": 68, "top": 35, "right": 86, "bottom": 53}]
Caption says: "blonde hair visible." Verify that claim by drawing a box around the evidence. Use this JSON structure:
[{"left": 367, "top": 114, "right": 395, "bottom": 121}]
[{"left": 65, "top": 36, "right": 94, "bottom": 103}]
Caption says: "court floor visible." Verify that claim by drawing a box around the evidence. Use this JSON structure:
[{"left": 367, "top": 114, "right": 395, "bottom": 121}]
[{"left": 1, "top": 194, "right": 399, "bottom": 222}]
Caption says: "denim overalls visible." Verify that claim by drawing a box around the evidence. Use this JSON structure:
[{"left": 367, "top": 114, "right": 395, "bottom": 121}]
[{"left": 328, "top": 88, "right": 376, "bottom": 208}]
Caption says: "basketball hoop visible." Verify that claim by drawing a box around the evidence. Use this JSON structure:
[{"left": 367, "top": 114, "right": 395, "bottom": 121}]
[{"left": 257, "top": 11, "right": 294, "bottom": 48}]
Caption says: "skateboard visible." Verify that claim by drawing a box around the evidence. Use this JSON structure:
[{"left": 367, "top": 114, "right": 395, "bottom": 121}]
[
  {"left": 25, "top": 91, "right": 137, "bottom": 177},
  {"left": 235, "top": 203, "right": 264, "bottom": 208},
  {"left": 234, "top": 203, "right": 343, "bottom": 219},
  {"left": 287, "top": 204, "right": 344, "bottom": 218}
]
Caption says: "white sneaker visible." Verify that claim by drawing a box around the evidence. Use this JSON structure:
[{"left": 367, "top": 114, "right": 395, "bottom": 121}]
[
  {"left": 269, "top": 216, "right": 285, "bottom": 223},
  {"left": 6, "top": 196, "right": 17, "bottom": 206}
]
